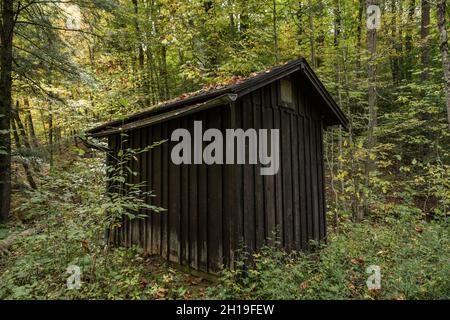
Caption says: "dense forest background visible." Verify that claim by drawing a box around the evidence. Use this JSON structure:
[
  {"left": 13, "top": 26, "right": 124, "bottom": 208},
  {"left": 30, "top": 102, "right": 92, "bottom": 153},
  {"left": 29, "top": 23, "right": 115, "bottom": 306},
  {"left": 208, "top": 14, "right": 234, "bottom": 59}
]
[{"left": 0, "top": 0, "right": 449, "bottom": 299}]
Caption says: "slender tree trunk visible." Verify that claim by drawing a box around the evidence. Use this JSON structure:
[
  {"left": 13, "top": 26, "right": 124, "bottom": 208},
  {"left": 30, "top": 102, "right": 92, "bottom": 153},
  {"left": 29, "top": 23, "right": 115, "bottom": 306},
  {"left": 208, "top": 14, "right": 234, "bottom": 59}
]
[
  {"left": 356, "top": 0, "right": 364, "bottom": 74},
  {"left": 273, "top": 0, "right": 279, "bottom": 63},
  {"left": 227, "top": 0, "right": 235, "bottom": 32},
  {"left": 24, "top": 98, "right": 39, "bottom": 149},
  {"left": 390, "top": 0, "right": 401, "bottom": 85},
  {"left": 421, "top": 0, "right": 430, "bottom": 80},
  {"left": 363, "top": 0, "right": 379, "bottom": 220},
  {"left": 13, "top": 101, "right": 32, "bottom": 151},
  {"left": 39, "top": 109, "right": 48, "bottom": 145},
  {"left": 339, "top": 13, "right": 361, "bottom": 220},
  {"left": 240, "top": 1, "right": 249, "bottom": 34},
  {"left": 404, "top": 0, "right": 415, "bottom": 80},
  {"left": 13, "top": 100, "right": 41, "bottom": 172},
  {"left": 159, "top": 45, "right": 169, "bottom": 101},
  {"left": 132, "top": 0, "right": 144, "bottom": 72},
  {"left": 11, "top": 110, "right": 37, "bottom": 190},
  {"left": 146, "top": 49, "right": 157, "bottom": 104},
  {"left": 0, "top": 0, "right": 14, "bottom": 223},
  {"left": 132, "top": 0, "right": 149, "bottom": 105},
  {"left": 334, "top": 0, "right": 345, "bottom": 199},
  {"left": 307, "top": 0, "right": 316, "bottom": 68},
  {"left": 436, "top": 0, "right": 450, "bottom": 131},
  {"left": 334, "top": 0, "right": 342, "bottom": 102},
  {"left": 296, "top": 2, "right": 305, "bottom": 47},
  {"left": 48, "top": 107, "right": 53, "bottom": 168},
  {"left": 325, "top": 130, "right": 339, "bottom": 231}
]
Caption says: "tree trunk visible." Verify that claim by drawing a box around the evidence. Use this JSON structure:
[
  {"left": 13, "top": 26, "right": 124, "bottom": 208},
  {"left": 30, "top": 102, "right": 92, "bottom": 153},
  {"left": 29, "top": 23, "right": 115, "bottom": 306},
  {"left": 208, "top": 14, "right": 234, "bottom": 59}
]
[
  {"left": 356, "top": 0, "right": 364, "bottom": 74},
  {"left": 334, "top": 0, "right": 345, "bottom": 199},
  {"left": 24, "top": 98, "right": 40, "bottom": 149},
  {"left": 48, "top": 108, "right": 53, "bottom": 168},
  {"left": 436, "top": 0, "right": 450, "bottom": 131},
  {"left": 390, "top": 0, "right": 401, "bottom": 85},
  {"left": 132, "top": 0, "right": 144, "bottom": 72},
  {"left": 273, "top": 0, "right": 279, "bottom": 63},
  {"left": 239, "top": 1, "right": 249, "bottom": 35},
  {"left": 13, "top": 101, "right": 32, "bottom": 151},
  {"left": 363, "top": 0, "right": 379, "bottom": 220},
  {"left": 11, "top": 109, "right": 37, "bottom": 190},
  {"left": 159, "top": 45, "right": 169, "bottom": 101},
  {"left": 307, "top": 0, "right": 316, "bottom": 68},
  {"left": 0, "top": 0, "right": 14, "bottom": 223},
  {"left": 421, "top": 0, "right": 430, "bottom": 80},
  {"left": 132, "top": 0, "right": 149, "bottom": 105},
  {"left": 227, "top": 0, "right": 235, "bottom": 32},
  {"left": 339, "top": 12, "right": 361, "bottom": 220},
  {"left": 12, "top": 100, "right": 41, "bottom": 171},
  {"left": 146, "top": 49, "right": 157, "bottom": 105},
  {"left": 404, "top": 0, "right": 415, "bottom": 80}
]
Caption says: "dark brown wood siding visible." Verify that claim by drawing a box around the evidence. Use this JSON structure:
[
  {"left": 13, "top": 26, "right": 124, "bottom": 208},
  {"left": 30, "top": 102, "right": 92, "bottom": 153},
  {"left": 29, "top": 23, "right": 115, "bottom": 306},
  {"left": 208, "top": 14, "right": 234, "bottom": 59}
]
[{"left": 108, "top": 71, "right": 327, "bottom": 274}]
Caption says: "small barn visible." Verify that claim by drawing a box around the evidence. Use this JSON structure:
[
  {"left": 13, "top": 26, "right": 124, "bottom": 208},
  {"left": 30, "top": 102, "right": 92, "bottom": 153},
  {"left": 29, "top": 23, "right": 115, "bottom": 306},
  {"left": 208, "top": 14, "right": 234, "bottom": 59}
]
[{"left": 87, "top": 58, "right": 348, "bottom": 274}]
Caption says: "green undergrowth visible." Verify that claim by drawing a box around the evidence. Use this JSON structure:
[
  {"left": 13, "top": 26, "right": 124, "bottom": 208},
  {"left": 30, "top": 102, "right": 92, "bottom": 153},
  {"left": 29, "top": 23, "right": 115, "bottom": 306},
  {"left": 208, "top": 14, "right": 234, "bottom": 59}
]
[
  {"left": 0, "top": 156, "right": 448, "bottom": 299},
  {"left": 208, "top": 215, "right": 449, "bottom": 300},
  {"left": 0, "top": 156, "right": 209, "bottom": 300}
]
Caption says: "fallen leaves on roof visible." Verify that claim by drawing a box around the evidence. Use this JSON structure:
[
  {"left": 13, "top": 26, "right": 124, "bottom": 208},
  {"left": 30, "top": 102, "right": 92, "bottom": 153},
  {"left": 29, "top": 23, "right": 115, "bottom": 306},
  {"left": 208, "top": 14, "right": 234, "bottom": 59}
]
[{"left": 152, "top": 61, "right": 288, "bottom": 108}]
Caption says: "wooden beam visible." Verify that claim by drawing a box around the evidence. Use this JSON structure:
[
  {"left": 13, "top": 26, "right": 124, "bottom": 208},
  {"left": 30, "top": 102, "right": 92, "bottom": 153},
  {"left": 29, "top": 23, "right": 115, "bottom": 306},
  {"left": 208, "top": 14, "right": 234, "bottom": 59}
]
[{"left": 89, "top": 94, "right": 237, "bottom": 138}]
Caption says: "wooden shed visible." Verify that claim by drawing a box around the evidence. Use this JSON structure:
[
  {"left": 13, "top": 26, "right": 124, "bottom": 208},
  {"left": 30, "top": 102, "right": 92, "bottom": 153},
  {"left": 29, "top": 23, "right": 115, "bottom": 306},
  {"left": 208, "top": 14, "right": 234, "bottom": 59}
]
[{"left": 87, "top": 58, "right": 348, "bottom": 274}]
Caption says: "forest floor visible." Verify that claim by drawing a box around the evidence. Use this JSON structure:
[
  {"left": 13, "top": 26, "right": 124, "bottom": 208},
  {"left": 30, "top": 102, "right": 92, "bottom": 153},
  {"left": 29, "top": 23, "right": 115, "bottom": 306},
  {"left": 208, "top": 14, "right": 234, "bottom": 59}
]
[{"left": 0, "top": 153, "right": 448, "bottom": 300}]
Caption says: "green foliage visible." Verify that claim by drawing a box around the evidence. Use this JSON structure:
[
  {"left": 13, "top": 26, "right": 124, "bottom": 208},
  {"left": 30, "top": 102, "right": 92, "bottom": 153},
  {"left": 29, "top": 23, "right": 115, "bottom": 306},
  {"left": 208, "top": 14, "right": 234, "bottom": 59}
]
[
  {"left": 102, "top": 134, "right": 167, "bottom": 232},
  {"left": 0, "top": 156, "right": 204, "bottom": 300},
  {"left": 208, "top": 214, "right": 450, "bottom": 300}
]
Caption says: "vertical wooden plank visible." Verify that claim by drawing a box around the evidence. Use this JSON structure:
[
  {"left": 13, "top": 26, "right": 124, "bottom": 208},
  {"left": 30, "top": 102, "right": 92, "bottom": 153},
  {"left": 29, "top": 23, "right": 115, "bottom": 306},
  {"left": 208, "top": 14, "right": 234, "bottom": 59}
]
[
  {"left": 130, "top": 130, "right": 138, "bottom": 246},
  {"left": 206, "top": 109, "right": 222, "bottom": 272},
  {"left": 125, "top": 132, "right": 132, "bottom": 247},
  {"left": 119, "top": 133, "right": 127, "bottom": 247},
  {"left": 168, "top": 119, "right": 181, "bottom": 263},
  {"left": 317, "top": 121, "right": 326, "bottom": 240},
  {"left": 310, "top": 118, "right": 320, "bottom": 241},
  {"left": 242, "top": 96, "right": 255, "bottom": 252},
  {"left": 140, "top": 127, "right": 148, "bottom": 251},
  {"left": 222, "top": 105, "right": 231, "bottom": 268},
  {"left": 272, "top": 83, "right": 283, "bottom": 244},
  {"left": 136, "top": 129, "right": 143, "bottom": 246},
  {"left": 146, "top": 126, "right": 153, "bottom": 253},
  {"left": 117, "top": 133, "right": 125, "bottom": 247},
  {"left": 281, "top": 111, "right": 293, "bottom": 250},
  {"left": 180, "top": 117, "right": 190, "bottom": 266},
  {"left": 234, "top": 101, "right": 244, "bottom": 258},
  {"left": 152, "top": 124, "right": 162, "bottom": 255},
  {"left": 298, "top": 116, "right": 308, "bottom": 250},
  {"left": 252, "top": 90, "right": 265, "bottom": 249},
  {"left": 262, "top": 88, "right": 276, "bottom": 242},
  {"left": 291, "top": 114, "right": 301, "bottom": 250},
  {"left": 197, "top": 112, "right": 208, "bottom": 272},
  {"left": 224, "top": 101, "right": 239, "bottom": 269},
  {"left": 304, "top": 117, "right": 313, "bottom": 249},
  {"left": 188, "top": 114, "right": 198, "bottom": 269},
  {"left": 161, "top": 122, "right": 169, "bottom": 259},
  {"left": 106, "top": 134, "right": 115, "bottom": 245}
]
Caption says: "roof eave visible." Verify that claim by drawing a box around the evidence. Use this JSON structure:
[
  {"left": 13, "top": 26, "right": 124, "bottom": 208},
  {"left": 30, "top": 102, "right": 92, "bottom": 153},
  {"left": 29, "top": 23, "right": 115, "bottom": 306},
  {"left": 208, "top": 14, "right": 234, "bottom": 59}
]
[
  {"left": 89, "top": 93, "right": 238, "bottom": 138},
  {"left": 299, "top": 61, "right": 349, "bottom": 129}
]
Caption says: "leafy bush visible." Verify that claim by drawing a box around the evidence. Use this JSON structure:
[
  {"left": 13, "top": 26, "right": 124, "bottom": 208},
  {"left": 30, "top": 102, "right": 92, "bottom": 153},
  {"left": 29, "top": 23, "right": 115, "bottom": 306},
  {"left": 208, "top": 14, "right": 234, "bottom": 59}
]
[
  {"left": 208, "top": 213, "right": 449, "bottom": 300},
  {"left": 0, "top": 156, "right": 202, "bottom": 300}
]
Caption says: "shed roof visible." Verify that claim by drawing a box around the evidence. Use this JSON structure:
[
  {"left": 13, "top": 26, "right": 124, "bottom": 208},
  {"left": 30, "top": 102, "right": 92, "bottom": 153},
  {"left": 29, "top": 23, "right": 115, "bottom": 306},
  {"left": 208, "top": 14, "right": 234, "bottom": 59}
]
[{"left": 87, "top": 58, "right": 348, "bottom": 137}]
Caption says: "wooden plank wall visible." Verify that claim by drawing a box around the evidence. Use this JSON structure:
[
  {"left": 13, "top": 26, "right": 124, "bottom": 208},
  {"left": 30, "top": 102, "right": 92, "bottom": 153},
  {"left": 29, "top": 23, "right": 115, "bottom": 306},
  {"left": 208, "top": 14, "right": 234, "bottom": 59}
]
[
  {"left": 232, "top": 74, "right": 326, "bottom": 254},
  {"left": 109, "top": 107, "right": 233, "bottom": 273},
  {"left": 108, "top": 71, "right": 327, "bottom": 273}
]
